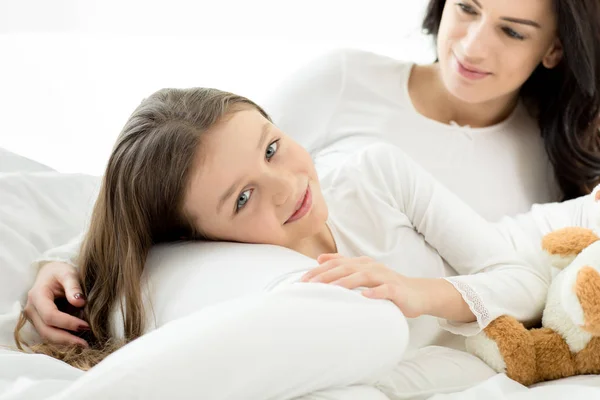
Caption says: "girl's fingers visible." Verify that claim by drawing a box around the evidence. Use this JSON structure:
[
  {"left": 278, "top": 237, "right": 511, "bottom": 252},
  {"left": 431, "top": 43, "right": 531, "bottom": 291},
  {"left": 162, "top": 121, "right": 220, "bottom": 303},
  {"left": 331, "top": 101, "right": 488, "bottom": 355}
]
[
  {"left": 301, "top": 258, "right": 347, "bottom": 282},
  {"left": 330, "top": 271, "right": 382, "bottom": 290},
  {"left": 362, "top": 284, "right": 394, "bottom": 300},
  {"left": 307, "top": 265, "right": 356, "bottom": 284},
  {"left": 301, "top": 256, "right": 376, "bottom": 283},
  {"left": 316, "top": 253, "right": 343, "bottom": 264}
]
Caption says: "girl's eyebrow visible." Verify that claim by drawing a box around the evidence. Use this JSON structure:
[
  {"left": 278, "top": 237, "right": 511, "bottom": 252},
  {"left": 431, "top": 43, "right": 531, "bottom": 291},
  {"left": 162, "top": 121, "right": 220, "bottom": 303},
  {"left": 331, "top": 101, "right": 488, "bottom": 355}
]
[
  {"left": 217, "top": 122, "right": 272, "bottom": 214},
  {"left": 217, "top": 175, "right": 243, "bottom": 215},
  {"left": 256, "top": 122, "right": 271, "bottom": 150}
]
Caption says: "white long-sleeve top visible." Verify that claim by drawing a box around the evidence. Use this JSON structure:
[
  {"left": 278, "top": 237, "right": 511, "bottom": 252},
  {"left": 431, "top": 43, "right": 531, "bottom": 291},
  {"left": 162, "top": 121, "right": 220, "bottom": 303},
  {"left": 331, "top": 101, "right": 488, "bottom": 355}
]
[
  {"left": 321, "top": 142, "right": 553, "bottom": 349},
  {"left": 261, "top": 48, "right": 561, "bottom": 221}
]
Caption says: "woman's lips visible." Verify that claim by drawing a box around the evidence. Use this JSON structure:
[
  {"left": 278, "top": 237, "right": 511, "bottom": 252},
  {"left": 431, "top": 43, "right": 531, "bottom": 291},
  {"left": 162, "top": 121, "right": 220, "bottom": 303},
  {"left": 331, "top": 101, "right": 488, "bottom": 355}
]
[{"left": 454, "top": 54, "right": 491, "bottom": 80}]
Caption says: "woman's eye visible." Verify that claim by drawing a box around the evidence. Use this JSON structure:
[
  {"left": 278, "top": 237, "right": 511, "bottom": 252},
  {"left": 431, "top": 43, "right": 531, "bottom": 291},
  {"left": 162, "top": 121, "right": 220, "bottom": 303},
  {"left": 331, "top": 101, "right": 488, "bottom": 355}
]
[
  {"left": 236, "top": 189, "right": 252, "bottom": 211},
  {"left": 503, "top": 27, "right": 525, "bottom": 40},
  {"left": 457, "top": 3, "right": 477, "bottom": 15},
  {"left": 266, "top": 140, "right": 279, "bottom": 160}
]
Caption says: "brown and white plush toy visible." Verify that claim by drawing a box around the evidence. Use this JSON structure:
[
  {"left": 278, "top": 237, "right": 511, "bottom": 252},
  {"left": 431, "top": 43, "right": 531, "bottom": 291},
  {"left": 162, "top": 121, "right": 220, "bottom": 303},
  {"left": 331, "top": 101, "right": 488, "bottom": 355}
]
[{"left": 466, "top": 189, "right": 600, "bottom": 386}]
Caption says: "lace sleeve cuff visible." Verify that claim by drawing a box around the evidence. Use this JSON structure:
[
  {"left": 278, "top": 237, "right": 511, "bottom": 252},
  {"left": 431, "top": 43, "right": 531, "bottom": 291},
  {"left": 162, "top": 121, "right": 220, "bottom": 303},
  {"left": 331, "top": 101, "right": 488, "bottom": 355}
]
[{"left": 441, "top": 278, "right": 491, "bottom": 332}]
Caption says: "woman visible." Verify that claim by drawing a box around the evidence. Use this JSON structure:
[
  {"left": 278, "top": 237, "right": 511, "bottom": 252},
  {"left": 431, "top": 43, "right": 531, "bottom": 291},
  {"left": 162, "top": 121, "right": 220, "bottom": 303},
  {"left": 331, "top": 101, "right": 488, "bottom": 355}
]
[
  {"left": 22, "top": 0, "right": 600, "bottom": 357},
  {"left": 16, "top": 86, "right": 561, "bottom": 370},
  {"left": 264, "top": 0, "right": 600, "bottom": 219}
]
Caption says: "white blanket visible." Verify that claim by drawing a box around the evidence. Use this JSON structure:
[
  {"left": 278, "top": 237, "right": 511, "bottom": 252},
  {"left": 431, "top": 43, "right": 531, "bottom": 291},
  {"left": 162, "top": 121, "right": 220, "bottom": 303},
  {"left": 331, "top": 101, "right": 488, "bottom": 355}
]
[{"left": 2, "top": 282, "right": 600, "bottom": 399}]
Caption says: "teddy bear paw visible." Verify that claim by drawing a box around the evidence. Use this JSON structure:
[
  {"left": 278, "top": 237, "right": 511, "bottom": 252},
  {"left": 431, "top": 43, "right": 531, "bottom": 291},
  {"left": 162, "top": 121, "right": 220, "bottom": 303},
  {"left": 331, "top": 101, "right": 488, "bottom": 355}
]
[
  {"left": 467, "top": 316, "right": 538, "bottom": 385},
  {"left": 465, "top": 330, "right": 507, "bottom": 374}
]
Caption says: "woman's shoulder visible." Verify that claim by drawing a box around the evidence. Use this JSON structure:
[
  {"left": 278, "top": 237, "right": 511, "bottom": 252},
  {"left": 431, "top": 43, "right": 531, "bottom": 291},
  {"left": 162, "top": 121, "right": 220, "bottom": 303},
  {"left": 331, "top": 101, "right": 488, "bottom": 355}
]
[
  {"left": 334, "top": 48, "right": 414, "bottom": 81},
  {"left": 292, "top": 48, "right": 414, "bottom": 86}
]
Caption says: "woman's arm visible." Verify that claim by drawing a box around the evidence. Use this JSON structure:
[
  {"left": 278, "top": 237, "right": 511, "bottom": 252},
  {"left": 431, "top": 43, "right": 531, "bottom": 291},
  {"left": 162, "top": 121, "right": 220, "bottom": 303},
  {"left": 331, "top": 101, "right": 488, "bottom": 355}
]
[
  {"left": 22, "top": 234, "right": 87, "bottom": 346},
  {"left": 494, "top": 189, "right": 600, "bottom": 258},
  {"left": 31, "top": 233, "right": 83, "bottom": 270}
]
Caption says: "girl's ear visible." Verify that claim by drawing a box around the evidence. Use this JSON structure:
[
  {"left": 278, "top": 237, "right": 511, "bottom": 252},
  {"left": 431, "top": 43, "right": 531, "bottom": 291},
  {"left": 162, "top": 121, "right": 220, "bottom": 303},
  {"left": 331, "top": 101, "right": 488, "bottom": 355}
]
[{"left": 542, "top": 38, "right": 563, "bottom": 69}]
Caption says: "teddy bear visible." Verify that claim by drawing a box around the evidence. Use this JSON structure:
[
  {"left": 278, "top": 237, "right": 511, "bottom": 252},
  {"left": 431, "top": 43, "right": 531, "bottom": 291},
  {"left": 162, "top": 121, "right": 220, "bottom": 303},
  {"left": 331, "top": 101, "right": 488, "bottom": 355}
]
[{"left": 465, "top": 190, "right": 600, "bottom": 386}]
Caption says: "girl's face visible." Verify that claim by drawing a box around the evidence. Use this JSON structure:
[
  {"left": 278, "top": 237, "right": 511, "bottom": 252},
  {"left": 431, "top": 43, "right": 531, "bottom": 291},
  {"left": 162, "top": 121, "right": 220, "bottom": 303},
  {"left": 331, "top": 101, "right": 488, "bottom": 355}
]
[
  {"left": 183, "top": 108, "right": 328, "bottom": 248},
  {"left": 436, "top": 0, "right": 563, "bottom": 104}
]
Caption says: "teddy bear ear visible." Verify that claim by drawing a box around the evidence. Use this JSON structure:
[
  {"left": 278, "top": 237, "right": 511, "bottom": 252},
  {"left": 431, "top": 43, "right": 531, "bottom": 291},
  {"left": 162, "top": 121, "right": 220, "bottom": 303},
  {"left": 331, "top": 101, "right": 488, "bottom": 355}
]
[{"left": 542, "top": 227, "right": 600, "bottom": 270}]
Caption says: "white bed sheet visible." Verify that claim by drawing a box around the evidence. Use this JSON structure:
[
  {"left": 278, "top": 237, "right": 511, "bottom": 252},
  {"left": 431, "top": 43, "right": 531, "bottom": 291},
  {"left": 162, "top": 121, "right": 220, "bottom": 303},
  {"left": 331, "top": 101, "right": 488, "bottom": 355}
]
[
  {"left": 1, "top": 281, "right": 599, "bottom": 400},
  {"left": 2, "top": 343, "right": 600, "bottom": 400}
]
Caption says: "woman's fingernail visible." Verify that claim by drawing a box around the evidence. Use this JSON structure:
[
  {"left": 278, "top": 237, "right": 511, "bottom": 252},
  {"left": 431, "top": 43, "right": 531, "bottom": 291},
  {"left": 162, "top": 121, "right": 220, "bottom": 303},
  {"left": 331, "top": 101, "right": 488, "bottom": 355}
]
[
  {"left": 74, "top": 293, "right": 85, "bottom": 300},
  {"left": 363, "top": 289, "right": 374, "bottom": 297},
  {"left": 78, "top": 325, "right": 91, "bottom": 332},
  {"left": 309, "top": 277, "right": 321, "bottom": 283}
]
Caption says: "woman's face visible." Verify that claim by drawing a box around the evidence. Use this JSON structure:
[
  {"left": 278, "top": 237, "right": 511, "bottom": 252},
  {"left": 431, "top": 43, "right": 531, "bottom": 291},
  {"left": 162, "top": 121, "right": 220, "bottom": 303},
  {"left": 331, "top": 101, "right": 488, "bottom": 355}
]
[
  {"left": 436, "top": 0, "right": 563, "bottom": 104},
  {"left": 184, "top": 108, "right": 328, "bottom": 248}
]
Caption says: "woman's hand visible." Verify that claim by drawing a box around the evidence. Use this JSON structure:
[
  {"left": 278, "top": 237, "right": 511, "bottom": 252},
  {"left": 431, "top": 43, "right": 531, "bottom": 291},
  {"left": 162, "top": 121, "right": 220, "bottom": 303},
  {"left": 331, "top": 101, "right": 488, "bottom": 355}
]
[
  {"left": 23, "top": 261, "right": 90, "bottom": 347},
  {"left": 300, "top": 253, "right": 429, "bottom": 318}
]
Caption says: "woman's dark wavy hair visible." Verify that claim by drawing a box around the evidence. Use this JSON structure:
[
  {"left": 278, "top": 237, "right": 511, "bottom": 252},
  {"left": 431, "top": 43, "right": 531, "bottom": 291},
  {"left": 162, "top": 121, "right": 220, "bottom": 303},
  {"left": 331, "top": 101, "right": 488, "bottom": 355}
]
[{"left": 423, "top": 0, "right": 600, "bottom": 199}]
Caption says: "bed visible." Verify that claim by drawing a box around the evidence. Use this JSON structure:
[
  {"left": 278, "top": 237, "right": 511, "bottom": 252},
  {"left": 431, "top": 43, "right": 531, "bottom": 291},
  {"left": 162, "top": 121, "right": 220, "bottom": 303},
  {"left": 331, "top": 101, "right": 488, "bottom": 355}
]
[{"left": 1, "top": 147, "right": 600, "bottom": 399}]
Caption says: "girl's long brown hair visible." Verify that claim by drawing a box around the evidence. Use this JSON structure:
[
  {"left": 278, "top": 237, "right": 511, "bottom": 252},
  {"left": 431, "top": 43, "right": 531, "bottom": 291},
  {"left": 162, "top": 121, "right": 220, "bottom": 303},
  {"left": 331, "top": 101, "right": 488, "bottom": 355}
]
[{"left": 14, "top": 87, "right": 269, "bottom": 370}]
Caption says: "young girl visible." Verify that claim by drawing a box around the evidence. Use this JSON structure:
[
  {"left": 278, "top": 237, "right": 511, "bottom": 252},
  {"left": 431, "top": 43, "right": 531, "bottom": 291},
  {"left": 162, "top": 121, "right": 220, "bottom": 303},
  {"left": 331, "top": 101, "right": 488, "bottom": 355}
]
[{"left": 17, "top": 87, "right": 598, "bottom": 371}]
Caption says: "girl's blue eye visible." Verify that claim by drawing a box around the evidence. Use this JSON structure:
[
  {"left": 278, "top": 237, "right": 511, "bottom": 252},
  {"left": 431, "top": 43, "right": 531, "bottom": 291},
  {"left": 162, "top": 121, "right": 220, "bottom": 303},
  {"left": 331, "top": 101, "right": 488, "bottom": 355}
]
[
  {"left": 266, "top": 141, "right": 279, "bottom": 160},
  {"left": 236, "top": 189, "right": 251, "bottom": 210}
]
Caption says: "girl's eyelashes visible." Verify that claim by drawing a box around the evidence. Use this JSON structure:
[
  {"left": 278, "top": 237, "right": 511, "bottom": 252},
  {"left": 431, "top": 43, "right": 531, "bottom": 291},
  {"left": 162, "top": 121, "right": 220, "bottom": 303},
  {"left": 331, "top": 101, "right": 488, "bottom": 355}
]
[
  {"left": 234, "top": 139, "right": 281, "bottom": 213},
  {"left": 236, "top": 189, "right": 252, "bottom": 212},
  {"left": 266, "top": 139, "right": 279, "bottom": 161}
]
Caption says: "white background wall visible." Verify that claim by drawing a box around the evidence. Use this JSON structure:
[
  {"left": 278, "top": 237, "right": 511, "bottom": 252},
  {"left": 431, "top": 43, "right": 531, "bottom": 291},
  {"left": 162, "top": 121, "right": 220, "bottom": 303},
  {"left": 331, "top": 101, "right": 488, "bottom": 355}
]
[{"left": 0, "top": 0, "right": 435, "bottom": 175}]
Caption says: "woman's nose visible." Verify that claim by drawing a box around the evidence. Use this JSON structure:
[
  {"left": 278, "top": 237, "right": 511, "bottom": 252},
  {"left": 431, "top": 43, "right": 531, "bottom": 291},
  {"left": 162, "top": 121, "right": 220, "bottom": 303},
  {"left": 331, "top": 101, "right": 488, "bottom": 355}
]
[{"left": 461, "top": 19, "right": 492, "bottom": 62}]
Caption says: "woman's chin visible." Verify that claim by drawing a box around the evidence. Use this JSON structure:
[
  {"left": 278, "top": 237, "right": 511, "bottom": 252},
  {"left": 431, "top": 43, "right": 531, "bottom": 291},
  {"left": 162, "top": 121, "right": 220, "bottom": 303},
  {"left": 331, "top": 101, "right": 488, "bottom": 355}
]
[{"left": 445, "top": 82, "right": 491, "bottom": 105}]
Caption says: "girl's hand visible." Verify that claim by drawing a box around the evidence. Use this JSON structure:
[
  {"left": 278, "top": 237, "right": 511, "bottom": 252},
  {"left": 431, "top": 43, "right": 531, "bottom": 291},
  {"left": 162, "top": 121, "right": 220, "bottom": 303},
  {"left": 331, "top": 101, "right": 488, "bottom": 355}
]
[{"left": 300, "top": 253, "right": 429, "bottom": 318}]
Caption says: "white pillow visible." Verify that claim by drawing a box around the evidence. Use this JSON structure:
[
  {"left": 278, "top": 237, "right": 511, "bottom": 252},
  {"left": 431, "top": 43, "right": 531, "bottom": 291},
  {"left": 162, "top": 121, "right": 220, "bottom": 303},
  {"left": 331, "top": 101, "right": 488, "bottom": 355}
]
[
  {"left": 110, "top": 241, "right": 320, "bottom": 337},
  {"left": 0, "top": 171, "right": 100, "bottom": 347},
  {"left": 0, "top": 147, "right": 54, "bottom": 172}
]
